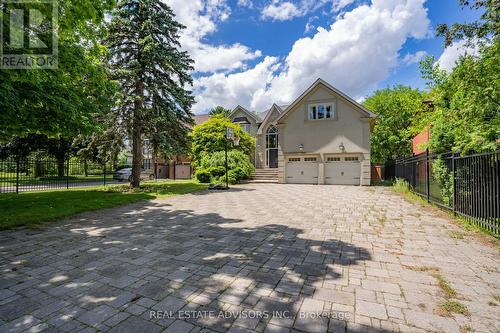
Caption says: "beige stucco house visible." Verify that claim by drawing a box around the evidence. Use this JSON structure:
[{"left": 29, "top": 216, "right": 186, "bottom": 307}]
[{"left": 229, "top": 78, "right": 376, "bottom": 185}]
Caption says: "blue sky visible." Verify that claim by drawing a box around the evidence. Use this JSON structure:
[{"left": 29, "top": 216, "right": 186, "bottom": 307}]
[{"left": 165, "top": 0, "right": 481, "bottom": 113}]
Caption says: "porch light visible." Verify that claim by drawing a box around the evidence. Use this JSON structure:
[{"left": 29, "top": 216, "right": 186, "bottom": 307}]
[
  {"left": 339, "top": 142, "right": 345, "bottom": 152},
  {"left": 298, "top": 144, "right": 304, "bottom": 152}
]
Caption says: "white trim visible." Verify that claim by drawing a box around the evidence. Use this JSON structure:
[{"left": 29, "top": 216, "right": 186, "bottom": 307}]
[
  {"left": 276, "top": 78, "right": 376, "bottom": 123},
  {"left": 229, "top": 105, "right": 260, "bottom": 122},
  {"left": 257, "top": 104, "right": 283, "bottom": 134},
  {"left": 307, "top": 102, "right": 335, "bottom": 120}
]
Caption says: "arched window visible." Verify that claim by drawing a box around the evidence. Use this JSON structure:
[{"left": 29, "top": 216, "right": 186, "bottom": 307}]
[
  {"left": 266, "top": 125, "right": 278, "bottom": 168},
  {"left": 266, "top": 125, "right": 278, "bottom": 149}
]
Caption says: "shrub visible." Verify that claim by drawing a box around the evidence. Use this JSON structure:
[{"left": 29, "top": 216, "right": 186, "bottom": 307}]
[
  {"left": 393, "top": 178, "right": 411, "bottom": 193},
  {"left": 190, "top": 114, "right": 255, "bottom": 167},
  {"left": 208, "top": 166, "right": 225, "bottom": 178},
  {"left": 199, "top": 150, "right": 254, "bottom": 180},
  {"left": 229, "top": 166, "right": 247, "bottom": 182},
  {"left": 195, "top": 168, "right": 211, "bottom": 183}
]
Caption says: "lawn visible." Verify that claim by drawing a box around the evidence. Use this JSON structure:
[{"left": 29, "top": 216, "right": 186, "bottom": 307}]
[{"left": 0, "top": 180, "right": 207, "bottom": 230}]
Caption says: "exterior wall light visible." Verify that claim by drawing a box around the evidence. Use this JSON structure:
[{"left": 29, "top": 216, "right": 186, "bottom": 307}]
[
  {"left": 339, "top": 142, "right": 345, "bottom": 152},
  {"left": 298, "top": 144, "right": 304, "bottom": 152}
]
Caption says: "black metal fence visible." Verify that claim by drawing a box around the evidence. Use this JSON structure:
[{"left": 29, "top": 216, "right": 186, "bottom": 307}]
[
  {"left": 385, "top": 150, "right": 499, "bottom": 235},
  {"left": 0, "top": 157, "right": 116, "bottom": 193}
]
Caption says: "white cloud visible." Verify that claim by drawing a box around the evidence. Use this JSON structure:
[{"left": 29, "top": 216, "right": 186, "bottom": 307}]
[
  {"left": 192, "top": 57, "right": 280, "bottom": 113},
  {"left": 193, "top": 0, "right": 431, "bottom": 113},
  {"left": 262, "top": 1, "right": 301, "bottom": 21},
  {"left": 165, "top": 0, "right": 261, "bottom": 73},
  {"left": 332, "top": 0, "right": 356, "bottom": 12},
  {"left": 237, "top": 0, "right": 253, "bottom": 8},
  {"left": 402, "top": 50, "right": 428, "bottom": 65},
  {"left": 261, "top": 0, "right": 357, "bottom": 22},
  {"left": 436, "top": 40, "right": 479, "bottom": 72}
]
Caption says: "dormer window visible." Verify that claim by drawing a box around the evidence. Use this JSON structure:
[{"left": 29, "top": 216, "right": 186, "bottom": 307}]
[{"left": 308, "top": 103, "right": 334, "bottom": 120}]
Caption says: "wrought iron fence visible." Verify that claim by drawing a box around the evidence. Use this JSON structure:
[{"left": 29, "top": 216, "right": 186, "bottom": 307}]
[
  {"left": 0, "top": 157, "right": 116, "bottom": 193},
  {"left": 385, "top": 150, "right": 499, "bottom": 235}
]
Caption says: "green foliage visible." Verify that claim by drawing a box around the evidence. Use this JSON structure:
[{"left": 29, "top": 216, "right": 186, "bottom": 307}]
[
  {"left": 363, "top": 86, "right": 425, "bottom": 163},
  {"left": 432, "top": 158, "right": 453, "bottom": 206},
  {"left": 436, "top": 0, "right": 498, "bottom": 47},
  {"left": 198, "top": 150, "right": 254, "bottom": 183},
  {"left": 419, "top": 41, "right": 500, "bottom": 153},
  {"left": 208, "top": 166, "right": 226, "bottom": 177},
  {"left": 393, "top": 178, "right": 411, "bottom": 193},
  {"left": 0, "top": 0, "right": 117, "bottom": 139},
  {"left": 107, "top": 0, "right": 194, "bottom": 187},
  {"left": 195, "top": 169, "right": 211, "bottom": 183},
  {"left": 209, "top": 106, "right": 232, "bottom": 118},
  {"left": 190, "top": 115, "right": 255, "bottom": 166}
]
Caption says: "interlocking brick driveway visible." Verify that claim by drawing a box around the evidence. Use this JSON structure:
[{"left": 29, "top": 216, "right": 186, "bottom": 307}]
[{"left": 1, "top": 184, "right": 499, "bottom": 333}]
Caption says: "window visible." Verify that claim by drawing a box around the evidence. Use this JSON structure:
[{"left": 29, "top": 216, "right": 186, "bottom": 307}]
[
  {"left": 142, "top": 158, "right": 152, "bottom": 170},
  {"left": 308, "top": 103, "right": 334, "bottom": 120},
  {"left": 241, "top": 123, "right": 251, "bottom": 133},
  {"left": 304, "top": 157, "right": 317, "bottom": 162},
  {"left": 327, "top": 157, "right": 341, "bottom": 161},
  {"left": 266, "top": 125, "right": 278, "bottom": 149},
  {"left": 288, "top": 157, "right": 300, "bottom": 162},
  {"left": 345, "top": 156, "right": 359, "bottom": 161}
]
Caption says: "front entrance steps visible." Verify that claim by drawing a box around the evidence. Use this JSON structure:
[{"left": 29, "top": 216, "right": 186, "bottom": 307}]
[{"left": 248, "top": 168, "right": 278, "bottom": 183}]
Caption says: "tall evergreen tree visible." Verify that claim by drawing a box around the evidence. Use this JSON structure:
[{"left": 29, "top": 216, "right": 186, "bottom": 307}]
[{"left": 107, "top": 0, "right": 194, "bottom": 187}]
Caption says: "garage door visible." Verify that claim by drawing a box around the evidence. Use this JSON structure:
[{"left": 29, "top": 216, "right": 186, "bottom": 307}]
[
  {"left": 324, "top": 156, "right": 361, "bottom": 185},
  {"left": 286, "top": 156, "right": 319, "bottom": 184}
]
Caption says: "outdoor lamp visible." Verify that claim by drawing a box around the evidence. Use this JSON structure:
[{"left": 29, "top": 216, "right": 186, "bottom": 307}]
[
  {"left": 339, "top": 142, "right": 345, "bottom": 152},
  {"left": 298, "top": 144, "right": 304, "bottom": 152}
]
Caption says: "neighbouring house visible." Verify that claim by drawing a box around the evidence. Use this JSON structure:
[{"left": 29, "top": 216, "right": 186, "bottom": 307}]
[
  {"left": 412, "top": 99, "right": 434, "bottom": 155},
  {"left": 229, "top": 78, "right": 376, "bottom": 185},
  {"left": 124, "top": 115, "right": 209, "bottom": 180}
]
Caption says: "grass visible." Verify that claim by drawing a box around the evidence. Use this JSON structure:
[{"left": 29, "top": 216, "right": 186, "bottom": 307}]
[
  {"left": 0, "top": 174, "right": 111, "bottom": 186},
  {"left": 431, "top": 272, "right": 458, "bottom": 299},
  {"left": 438, "top": 300, "right": 470, "bottom": 316},
  {"left": 390, "top": 178, "right": 500, "bottom": 241},
  {"left": 0, "top": 180, "right": 207, "bottom": 230}
]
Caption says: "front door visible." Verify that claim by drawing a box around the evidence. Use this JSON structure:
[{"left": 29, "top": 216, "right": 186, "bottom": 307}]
[
  {"left": 266, "top": 125, "right": 278, "bottom": 168},
  {"left": 268, "top": 149, "right": 278, "bottom": 168}
]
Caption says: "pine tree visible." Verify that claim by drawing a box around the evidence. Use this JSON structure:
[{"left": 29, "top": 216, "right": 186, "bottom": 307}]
[{"left": 107, "top": 0, "right": 194, "bottom": 187}]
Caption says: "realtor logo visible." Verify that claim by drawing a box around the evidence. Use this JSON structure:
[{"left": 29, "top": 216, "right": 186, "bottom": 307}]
[{"left": 1, "top": 0, "right": 58, "bottom": 69}]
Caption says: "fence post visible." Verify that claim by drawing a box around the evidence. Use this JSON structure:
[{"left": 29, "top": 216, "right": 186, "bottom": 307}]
[
  {"left": 15, "top": 157, "right": 20, "bottom": 194},
  {"left": 66, "top": 158, "right": 70, "bottom": 189},
  {"left": 452, "top": 153, "right": 456, "bottom": 216},
  {"left": 103, "top": 163, "right": 107, "bottom": 186},
  {"left": 426, "top": 149, "right": 430, "bottom": 203}
]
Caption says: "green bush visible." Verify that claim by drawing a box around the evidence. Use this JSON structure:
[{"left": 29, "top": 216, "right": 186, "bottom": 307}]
[
  {"left": 190, "top": 114, "right": 255, "bottom": 167},
  {"left": 229, "top": 166, "right": 247, "bottom": 182},
  {"left": 393, "top": 178, "right": 411, "bottom": 193},
  {"left": 199, "top": 150, "right": 254, "bottom": 181},
  {"left": 208, "top": 166, "right": 226, "bottom": 178},
  {"left": 195, "top": 168, "right": 211, "bottom": 183}
]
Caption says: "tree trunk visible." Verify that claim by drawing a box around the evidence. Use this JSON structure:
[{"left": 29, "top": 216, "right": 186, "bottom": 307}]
[
  {"left": 131, "top": 99, "right": 143, "bottom": 187},
  {"left": 34, "top": 160, "right": 42, "bottom": 178},
  {"left": 57, "top": 157, "right": 65, "bottom": 178}
]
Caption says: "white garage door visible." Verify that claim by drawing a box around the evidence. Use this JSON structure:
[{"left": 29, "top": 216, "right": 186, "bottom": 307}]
[
  {"left": 324, "top": 156, "right": 361, "bottom": 185},
  {"left": 286, "top": 156, "right": 319, "bottom": 184}
]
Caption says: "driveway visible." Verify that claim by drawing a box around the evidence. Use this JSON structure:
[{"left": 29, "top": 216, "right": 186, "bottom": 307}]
[{"left": 0, "top": 184, "right": 498, "bottom": 333}]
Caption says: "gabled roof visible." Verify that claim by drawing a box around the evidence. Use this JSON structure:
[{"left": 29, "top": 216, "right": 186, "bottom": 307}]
[
  {"left": 257, "top": 104, "right": 284, "bottom": 134},
  {"left": 275, "top": 78, "right": 376, "bottom": 123},
  {"left": 229, "top": 105, "right": 260, "bottom": 123},
  {"left": 233, "top": 116, "right": 251, "bottom": 124}
]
